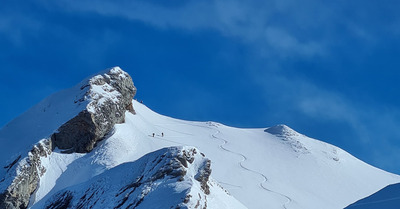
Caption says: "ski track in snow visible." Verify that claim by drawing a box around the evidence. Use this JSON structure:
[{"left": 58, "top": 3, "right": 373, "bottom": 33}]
[
  {"left": 177, "top": 121, "right": 293, "bottom": 209},
  {"left": 211, "top": 129, "right": 292, "bottom": 209}
]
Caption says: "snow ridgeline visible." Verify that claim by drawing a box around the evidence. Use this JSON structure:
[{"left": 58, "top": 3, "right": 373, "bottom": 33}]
[{"left": 0, "top": 67, "right": 136, "bottom": 209}]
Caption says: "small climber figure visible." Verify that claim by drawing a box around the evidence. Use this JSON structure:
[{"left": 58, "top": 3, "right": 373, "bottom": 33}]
[
  {"left": 140, "top": 100, "right": 143, "bottom": 104},
  {"left": 152, "top": 133, "right": 155, "bottom": 137},
  {"left": 161, "top": 132, "right": 164, "bottom": 137}
]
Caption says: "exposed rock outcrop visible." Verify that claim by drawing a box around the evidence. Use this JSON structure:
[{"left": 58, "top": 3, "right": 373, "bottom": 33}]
[
  {"left": 51, "top": 67, "right": 136, "bottom": 153},
  {"left": 0, "top": 139, "right": 52, "bottom": 209},
  {"left": 0, "top": 67, "right": 136, "bottom": 209},
  {"left": 43, "top": 147, "right": 217, "bottom": 209},
  {"left": 195, "top": 160, "right": 212, "bottom": 195}
]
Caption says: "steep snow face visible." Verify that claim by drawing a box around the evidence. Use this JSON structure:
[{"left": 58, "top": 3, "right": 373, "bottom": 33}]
[
  {"left": 29, "top": 100, "right": 400, "bottom": 209},
  {"left": 39, "top": 147, "right": 247, "bottom": 209},
  {"left": 0, "top": 81, "right": 86, "bottom": 165}
]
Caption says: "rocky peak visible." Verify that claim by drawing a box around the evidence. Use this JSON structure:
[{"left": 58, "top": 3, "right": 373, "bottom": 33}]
[
  {"left": 51, "top": 67, "right": 136, "bottom": 153},
  {"left": 0, "top": 67, "right": 137, "bottom": 209}
]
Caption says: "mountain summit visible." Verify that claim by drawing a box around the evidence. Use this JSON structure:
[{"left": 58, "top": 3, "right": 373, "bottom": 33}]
[
  {"left": 51, "top": 67, "right": 136, "bottom": 153},
  {"left": 1, "top": 67, "right": 399, "bottom": 209},
  {"left": 0, "top": 67, "right": 136, "bottom": 208}
]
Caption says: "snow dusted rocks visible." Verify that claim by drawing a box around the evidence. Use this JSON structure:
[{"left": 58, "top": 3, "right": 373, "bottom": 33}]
[
  {"left": 51, "top": 67, "right": 136, "bottom": 153},
  {"left": 0, "top": 140, "right": 52, "bottom": 209},
  {"left": 43, "top": 147, "right": 245, "bottom": 209}
]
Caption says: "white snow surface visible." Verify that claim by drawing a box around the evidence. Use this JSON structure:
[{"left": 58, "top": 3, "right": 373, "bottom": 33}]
[{"left": 23, "top": 100, "right": 400, "bottom": 209}]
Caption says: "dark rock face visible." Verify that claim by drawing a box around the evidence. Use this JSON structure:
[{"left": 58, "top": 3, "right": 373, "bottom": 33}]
[
  {"left": 51, "top": 67, "right": 136, "bottom": 153},
  {"left": 195, "top": 160, "right": 212, "bottom": 195},
  {"left": 51, "top": 111, "right": 96, "bottom": 153},
  {"left": 0, "top": 139, "right": 52, "bottom": 209}
]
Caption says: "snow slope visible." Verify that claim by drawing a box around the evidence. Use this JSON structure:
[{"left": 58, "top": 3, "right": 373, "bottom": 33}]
[
  {"left": 0, "top": 82, "right": 87, "bottom": 165},
  {"left": 26, "top": 100, "right": 400, "bottom": 209},
  {"left": 345, "top": 183, "right": 400, "bottom": 209}
]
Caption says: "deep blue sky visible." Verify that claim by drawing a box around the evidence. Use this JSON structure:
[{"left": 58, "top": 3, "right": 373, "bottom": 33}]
[{"left": 1, "top": 0, "right": 400, "bottom": 174}]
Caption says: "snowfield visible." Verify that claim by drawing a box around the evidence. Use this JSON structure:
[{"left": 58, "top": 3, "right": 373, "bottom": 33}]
[{"left": 22, "top": 100, "right": 399, "bottom": 209}]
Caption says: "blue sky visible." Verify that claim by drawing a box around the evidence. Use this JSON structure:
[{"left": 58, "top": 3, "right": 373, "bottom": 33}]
[{"left": 1, "top": 0, "right": 400, "bottom": 174}]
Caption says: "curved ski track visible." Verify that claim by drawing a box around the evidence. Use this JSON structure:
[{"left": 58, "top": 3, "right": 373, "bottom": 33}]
[
  {"left": 172, "top": 121, "right": 293, "bottom": 209},
  {"left": 156, "top": 122, "right": 292, "bottom": 209},
  {"left": 210, "top": 129, "right": 292, "bottom": 209}
]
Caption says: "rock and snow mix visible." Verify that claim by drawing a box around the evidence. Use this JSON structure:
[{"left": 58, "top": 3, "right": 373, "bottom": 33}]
[
  {"left": 39, "top": 147, "right": 246, "bottom": 209},
  {"left": 0, "top": 67, "right": 135, "bottom": 208},
  {"left": 1, "top": 67, "right": 399, "bottom": 209}
]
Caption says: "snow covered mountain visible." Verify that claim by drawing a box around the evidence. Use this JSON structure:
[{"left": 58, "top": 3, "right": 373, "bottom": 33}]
[{"left": 1, "top": 67, "right": 399, "bottom": 209}]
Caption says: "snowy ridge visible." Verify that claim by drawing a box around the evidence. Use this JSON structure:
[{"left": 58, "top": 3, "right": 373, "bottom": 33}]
[{"left": 40, "top": 147, "right": 246, "bottom": 209}]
